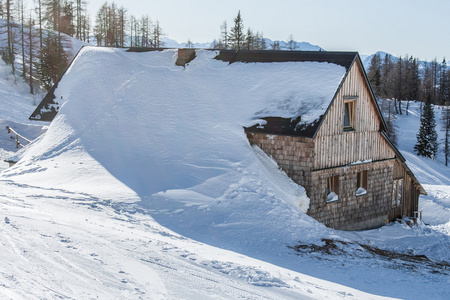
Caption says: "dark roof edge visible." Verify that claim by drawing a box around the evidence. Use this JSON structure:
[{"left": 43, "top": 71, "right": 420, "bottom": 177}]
[
  {"left": 244, "top": 116, "right": 319, "bottom": 138},
  {"left": 29, "top": 45, "right": 88, "bottom": 121},
  {"left": 312, "top": 53, "right": 358, "bottom": 139},
  {"left": 214, "top": 49, "right": 359, "bottom": 69},
  {"left": 356, "top": 53, "right": 388, "bottom": 132},
  {"left": 312, "top": 54, "right": 388, "bottom": 138},
  {"left": 214, "top": 49, "right": 359, "bottom": 55},
  {"left": 381, "top": 131, "right": 406, "bottom": 162}
]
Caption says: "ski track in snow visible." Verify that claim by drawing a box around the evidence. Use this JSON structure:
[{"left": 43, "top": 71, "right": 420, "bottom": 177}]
[{"left": 0, "top": 180, "right": 377, "bottom": 300}]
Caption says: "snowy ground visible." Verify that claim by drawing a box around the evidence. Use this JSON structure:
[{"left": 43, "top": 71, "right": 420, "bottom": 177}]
[{"left": 0, "top": 48, "right": 449, "bottom": 299}]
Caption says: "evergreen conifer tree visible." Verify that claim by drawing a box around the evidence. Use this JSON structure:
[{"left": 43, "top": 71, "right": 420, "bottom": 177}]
[
  {"left": 405, "top": 57, "right": 420, "bottom": 115},
  {"left": 439, "top": 58, "right": 449, "bottom": 105},
  {"left": 368, "top": 53, "right": 382, "bottom": 96},
  {"left": 443, "top": 104, "right": 450, "bottom": 166},
  {"left": 381, "top": 54, "right": 393, "bottom": 99},
  {"left": 414, "top": 97, "right": 438, "bottom": 159},
  {"left": 228, "top": 11, "right": 245, "bottom": 50},
  {"left": 245, "top": 28, "right": 254, "bottom": 50},
  {"left": 39, "top": 32, "right": 70, "bottom": 90},
  {"left": 378, "top": 98, "right": 398, "bottom": 147},
  {"left": 254, "top": 32, "right": 266, "bottom": 50}
]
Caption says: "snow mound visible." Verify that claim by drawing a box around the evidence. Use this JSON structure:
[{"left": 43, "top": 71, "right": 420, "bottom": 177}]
[
  {"left": 2, "top": 46, "right": 343, "bottom": 272},
  {"left": 3, "top": 47, "right": 344, "bottom": 205}
]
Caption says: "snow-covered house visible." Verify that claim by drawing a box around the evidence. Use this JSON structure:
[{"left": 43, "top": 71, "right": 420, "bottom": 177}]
[
  {"left": 235, "top": 50, "right": 427, "bottom": 230},
  {"left": 30, "top": 47, "right": 426, "bottom": 231}
]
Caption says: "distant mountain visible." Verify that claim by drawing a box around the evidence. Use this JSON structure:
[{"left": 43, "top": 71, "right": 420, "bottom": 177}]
[
  {"left": 362, "top": 51, "right": 441, "bottom": 73},
  {"left": 162, "top": 37, "right": 213, "bottom": 49},
  {"left": 161, "top": 39, "right": 444, "bottom": 74},
  {"left": 272, "top": 39, "right": 324, "bottom": 51},
  {"left": 162, "top": 37, "right": 324, "bottom": 51},
  {"left": 362, "top": 51, "right": 394, "bottom": 70},
  {"left": 265, "top": 39, "right": 326, "bottom": 51}
]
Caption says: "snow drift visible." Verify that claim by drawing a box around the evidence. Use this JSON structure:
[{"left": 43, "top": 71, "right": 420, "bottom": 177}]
[
  {"left": 4, "top": 47, "right": 345, "bottom": 208},
  {"left": 0, "top": 47, "right": 354, "bottom": 261}
]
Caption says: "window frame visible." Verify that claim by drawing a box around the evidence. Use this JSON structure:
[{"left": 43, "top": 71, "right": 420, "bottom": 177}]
[
  {"left": 356, "top": 170, "right": 368, "bottom": 196},
  {"left": 343, "top": 96, "right": 357, "bottom": 131},
  {"left": 326, "top": 175, "right": 340, "bottom": 203}
]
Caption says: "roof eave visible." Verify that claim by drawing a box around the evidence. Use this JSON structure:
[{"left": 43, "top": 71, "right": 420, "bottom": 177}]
[
  {"left": 356, "top": 53, "right": 388, "bottom": 132},
  {"left": 29, "top": 45, "right": 87, "bottom": 122}
]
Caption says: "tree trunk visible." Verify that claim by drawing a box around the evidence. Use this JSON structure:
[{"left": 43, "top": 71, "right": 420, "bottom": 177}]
[
  {"left": 29, "top": 15, "right": 33, "bottom": 94},
  {"left": 20, "top": 0, "right": 26, "bottom": 80}
]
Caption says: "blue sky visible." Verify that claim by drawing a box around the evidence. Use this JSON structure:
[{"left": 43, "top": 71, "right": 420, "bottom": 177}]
[{"left": 88, "top": 0, "right": 450, "bottom": 61}]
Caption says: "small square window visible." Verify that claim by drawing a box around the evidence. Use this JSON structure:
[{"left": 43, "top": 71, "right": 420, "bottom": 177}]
[
  {"left": 344, "top": 99, "right": 356, "bottom": 131},
  {"left": 326, "top": 175, "right": 339, "bottom": 202},
  {"left": 356, "top": 171, "right": 368, "bottom": 196}
]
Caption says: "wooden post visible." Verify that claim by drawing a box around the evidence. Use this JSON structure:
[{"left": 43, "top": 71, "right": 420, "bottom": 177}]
[{"left": 6, "top": 126, "right": 31, "bottom": 148}]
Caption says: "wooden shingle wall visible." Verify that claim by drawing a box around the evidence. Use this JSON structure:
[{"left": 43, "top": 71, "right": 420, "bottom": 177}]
[{"left": 308, "top": 160, "right": 394, "bottom": 230}]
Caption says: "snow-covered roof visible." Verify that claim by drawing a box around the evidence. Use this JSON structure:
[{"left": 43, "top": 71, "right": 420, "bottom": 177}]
[
  {"left": 21, "top": 47, "right": 356, "bottom": 199},
  {"left": 31, "top": 48, "right": 351, "bottom": 130}
]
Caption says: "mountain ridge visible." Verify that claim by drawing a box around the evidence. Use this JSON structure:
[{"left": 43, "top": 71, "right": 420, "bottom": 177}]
[{"left": 162, "top": 37, "right": 324, "bottom": 51}]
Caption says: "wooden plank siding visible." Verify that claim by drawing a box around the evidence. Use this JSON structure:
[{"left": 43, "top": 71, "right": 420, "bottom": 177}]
[
  {"left": 314, "top": 60, "right": 394, "bottom": 170},
  {"left": 315, "top": 132, "right": 396, "bottom": 170}
]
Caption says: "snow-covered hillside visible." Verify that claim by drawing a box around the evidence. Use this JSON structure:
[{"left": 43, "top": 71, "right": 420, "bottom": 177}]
[
  {"left": 0, "top": 48, "right": 449, "bottom": 299},
  {"left": 395, "top": 102, "right": 450, "bottom": 229}
]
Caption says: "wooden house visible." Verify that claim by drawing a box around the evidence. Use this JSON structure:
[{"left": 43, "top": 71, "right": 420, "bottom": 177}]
[
  {"left": 31, "top": 48, "right": 426, "bottom": 231},
  {"left": 225, "top": 50, "right": 427, "bottom": 230}
]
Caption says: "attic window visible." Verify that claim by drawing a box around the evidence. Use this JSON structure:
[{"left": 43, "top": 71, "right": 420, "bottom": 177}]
[
  {"left": 356, "top": 171, "right": 368, "bottom": 196},
  {"left": 326, "top": 175, "right": 339, "bottom": 202},
  {"left": 343, "top": 96, "right": 357, "bottom": 131}
]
